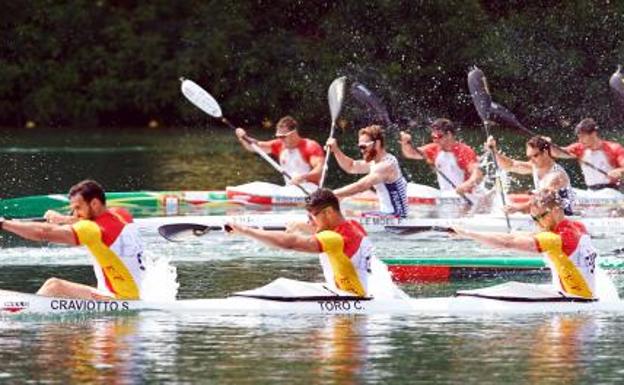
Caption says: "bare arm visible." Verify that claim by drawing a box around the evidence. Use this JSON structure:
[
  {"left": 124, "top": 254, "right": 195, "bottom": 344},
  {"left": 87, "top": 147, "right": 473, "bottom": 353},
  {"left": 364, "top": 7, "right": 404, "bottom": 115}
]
[
  {"left": 453, "top": 226, "right": 538, "bottom": 253},
  {"left": 399, "top": 131, "right": 426, "bottom": 161},
  {"left": 334, "top": 163, "right": 389, "bottom": 198},
  {"left": 235, "top": 128, "right": 272, "bottom": 154},
  {"left": 228, "top": 223, "right": 320, "bottom": 253},
  {"left": 327, "top": 139, "right": 370, "bottom": 174},
  {"left": 1, "top": 219, "right": 77, "bottom": 245},
  {"left": 305, "top": 155, "right": 324, "bottom": 183},
  {"left": 456, "top": 162, "right": 484, "bottom": 194},
  {"left": 551, "top": 144, "right": 576, "bottom": 159}
]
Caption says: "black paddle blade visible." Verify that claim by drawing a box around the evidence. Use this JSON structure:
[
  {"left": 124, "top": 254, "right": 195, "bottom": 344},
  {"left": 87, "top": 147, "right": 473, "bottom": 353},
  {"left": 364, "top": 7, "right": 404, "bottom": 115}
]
[
  {"left": 490, "top": 102, "right": 528, "bottom": 132},
  {"left": 158, "top": 223, "right": 215, "bottom": 242},
  {"left": 467, "top": 66, "right": 493, "bottom": 122},
  {"left": 350, "top": 82, "right": 392, "bottom": 126},
  {"left": 384, "top": 225, "right": 455, "bottom": 235},
  {"left": 609, "top": 65, "right": 624, "bottom": 110}
]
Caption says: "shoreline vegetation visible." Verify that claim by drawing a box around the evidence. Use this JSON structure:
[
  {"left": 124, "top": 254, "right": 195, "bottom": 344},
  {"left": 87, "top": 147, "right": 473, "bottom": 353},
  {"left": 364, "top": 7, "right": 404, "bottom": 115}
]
[{"left": 1, "top": 1, "right": 622, "bottom": 130}]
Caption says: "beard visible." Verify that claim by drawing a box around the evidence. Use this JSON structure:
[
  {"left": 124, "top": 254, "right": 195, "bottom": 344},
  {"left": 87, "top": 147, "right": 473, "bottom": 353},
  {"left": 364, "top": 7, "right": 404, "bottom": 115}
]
[{"left": 364, "top": 148, "right": 377, "bottom": 162}]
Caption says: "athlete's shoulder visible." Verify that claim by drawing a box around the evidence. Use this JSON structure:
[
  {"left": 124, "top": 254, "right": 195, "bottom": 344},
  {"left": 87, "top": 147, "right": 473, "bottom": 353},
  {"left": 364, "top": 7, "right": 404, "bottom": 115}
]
[{"left": 109, "top": 207, "right": 134, "bottom": 223}]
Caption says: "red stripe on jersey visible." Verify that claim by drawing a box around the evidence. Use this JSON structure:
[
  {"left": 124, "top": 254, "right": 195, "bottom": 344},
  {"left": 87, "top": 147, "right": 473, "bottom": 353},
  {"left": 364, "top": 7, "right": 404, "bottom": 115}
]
[
  {"left": 421, "top": 142, "right": 478, "bottom": 177},
  {"left": 93, "top": 208, "right": 133, "bottom": 247},
  {"left": 332, "top": 220, "right": 367, "bottom": 258},
  {"left": 552, "top": 219, "right": 587, "bottom": 256}
]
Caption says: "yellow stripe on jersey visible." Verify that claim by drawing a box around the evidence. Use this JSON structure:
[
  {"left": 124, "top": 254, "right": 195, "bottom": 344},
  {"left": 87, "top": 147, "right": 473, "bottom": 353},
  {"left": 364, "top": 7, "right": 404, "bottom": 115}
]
[
  {"left": 535, "top": 231, "right": 593, "bottom": 298},
  {"left": 73, "top": 220, "right": 140, "bottom": 299},
  {"left": 316, "top": 230, "right": 366, "bottom": 296}
]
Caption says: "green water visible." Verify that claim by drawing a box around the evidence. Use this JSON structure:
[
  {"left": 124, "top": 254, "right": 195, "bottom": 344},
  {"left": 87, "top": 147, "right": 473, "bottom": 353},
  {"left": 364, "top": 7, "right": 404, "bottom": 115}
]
[{"left": 2, "top": 127, "right": 624, "bottom": 384}]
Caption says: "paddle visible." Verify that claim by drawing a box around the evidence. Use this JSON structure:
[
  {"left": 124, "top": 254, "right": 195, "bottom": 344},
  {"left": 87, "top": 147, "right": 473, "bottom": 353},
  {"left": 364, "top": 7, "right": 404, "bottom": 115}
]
[
  {"left": 384, "top": 225, "right": 455, "bottom": 235},
  {"left": 349, "top": 82, "right": 474, "bottom": 206},
  {"left": 319, "top": 76, "right": 347, "bottom": 188},
  {"left": 179, "top": 78, "right": 310, "bottom": 196},
  {"left": 610, "top": 65, "right": 624, "bottom": 111},
  {"left": 158, "top": 223, "right": 287, "bottom": 242},
  {"left": 467, "top": 66, "right": 511, "bottom": 231}
]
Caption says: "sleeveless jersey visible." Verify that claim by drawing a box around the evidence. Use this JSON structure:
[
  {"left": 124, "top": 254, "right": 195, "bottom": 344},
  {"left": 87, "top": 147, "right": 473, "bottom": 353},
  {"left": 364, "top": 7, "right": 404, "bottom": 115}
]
[
  {"left": 269, "top": 138, "right": 324, "bottom": 185},
  {"left": 421, "top": 142, "right": 478, "bottom": 191},
  {"left": 371, "top": 154, "right": 409, "bottom": 218},
  {"left": 315, "top": 220, "right": 373, "bottom": 296},
  {"left": 534, "top": 219, "right": 597, "bottom": 299},
  {"left": 566, "top": 141, "right": 624, "bottom": 187},
  {"left": 71, "top": 208, "right": 146, "bottom": 299}
]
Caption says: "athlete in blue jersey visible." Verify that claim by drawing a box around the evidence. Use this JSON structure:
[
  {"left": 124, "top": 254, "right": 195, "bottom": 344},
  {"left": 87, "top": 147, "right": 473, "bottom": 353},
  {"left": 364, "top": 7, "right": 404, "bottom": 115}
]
[{"left": 328, "top": 125, "right": 409, "bottom": 218}]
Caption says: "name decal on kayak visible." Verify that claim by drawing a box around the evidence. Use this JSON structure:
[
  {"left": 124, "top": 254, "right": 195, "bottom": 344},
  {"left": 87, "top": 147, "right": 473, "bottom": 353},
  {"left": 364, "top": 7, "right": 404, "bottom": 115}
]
[
  {"left": 2, "top": 301, "right": 29, "bottom": 313},
  {"left": 50, "top": 299, "right": 130, "bottom": 312},
  {"left": 318, "top": 300, "right": 364, "bottom": 312}
]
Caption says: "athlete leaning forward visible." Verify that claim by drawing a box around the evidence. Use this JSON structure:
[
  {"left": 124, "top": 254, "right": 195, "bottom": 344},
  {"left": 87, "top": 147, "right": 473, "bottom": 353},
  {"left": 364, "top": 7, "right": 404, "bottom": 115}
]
[
  {"left": 226, "top": 188, "right": 406, "bottom": 299},
  {"left": 0, "top": 180, "right": 147, "bottom": 300},
  {"left": 453, "top": 189, "right": 616, "bottom": 300}
]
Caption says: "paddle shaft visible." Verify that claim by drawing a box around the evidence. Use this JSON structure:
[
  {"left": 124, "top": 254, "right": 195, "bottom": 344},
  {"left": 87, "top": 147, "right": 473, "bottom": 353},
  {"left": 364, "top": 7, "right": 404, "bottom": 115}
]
[
  {"left": 483, "top": 121, "right": 512, "bottom": 231},
  {"left": 318, "top": 121, "right": 335, "bottom": 188},
  {"left": 222, "top": 117, "right": 311, "bottom": 196}
]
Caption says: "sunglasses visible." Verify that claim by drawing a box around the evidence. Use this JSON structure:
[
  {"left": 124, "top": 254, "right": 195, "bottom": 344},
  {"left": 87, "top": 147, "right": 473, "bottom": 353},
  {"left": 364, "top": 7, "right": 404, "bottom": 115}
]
[
  {"left": 307, "top": 206, "right": 329, "bottom": 222},
  {"left": 358, "top": 141, "right": 375, "bottom": 151},
  {"left": 275, "top": 130, "right": 295, "bottom": 139},
  {"left": 530, "top": 209, "right": 551, "bottom": 223}
]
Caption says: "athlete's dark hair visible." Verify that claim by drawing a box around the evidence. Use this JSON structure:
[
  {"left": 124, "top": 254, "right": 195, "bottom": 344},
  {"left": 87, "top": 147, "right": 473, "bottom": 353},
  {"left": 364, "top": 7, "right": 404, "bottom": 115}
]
[
  {"left": 305, "top": 188, "right": 340, "bottom": 213},
  {"left": 526, "top": 136, "right": 552, "bottom": 157},
  {"left": 430, "top": 118, "right": 455, "bottom": 134},
  {"left": 68, "top": 179, "right": 106, "bottom": 205}
]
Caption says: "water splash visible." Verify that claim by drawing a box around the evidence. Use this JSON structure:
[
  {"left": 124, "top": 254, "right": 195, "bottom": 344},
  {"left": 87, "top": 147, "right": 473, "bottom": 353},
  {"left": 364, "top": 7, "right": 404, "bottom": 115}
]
[{"left": 139, "top": 253, "right": 179, "bottom": 301}]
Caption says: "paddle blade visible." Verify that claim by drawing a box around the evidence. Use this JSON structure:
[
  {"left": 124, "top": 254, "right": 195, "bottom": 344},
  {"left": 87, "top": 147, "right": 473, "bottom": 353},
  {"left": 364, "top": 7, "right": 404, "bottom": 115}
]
[
  {"left": 328, "top": 76, "right": 347, "bottom": 126},
  {"left": 467, "top": 66, "right": 493, "bottom": 122},
  {"left": 385, "top": 225, "right": 455, "bottom": 235},
  {"left": 350, "top": 82, "right": 392, "bottom": 126},
  {"left": 180, "top": 78, "right": 223, "bottom": 118},
  {"left": 609, "top": 65, "right": 624, "bottom": 110},
  {"left": 158, "top": 223, "right": 216, "bottom": 242},
  {"left": 490, "top": 102, "right": 528, "bottom": 132}
]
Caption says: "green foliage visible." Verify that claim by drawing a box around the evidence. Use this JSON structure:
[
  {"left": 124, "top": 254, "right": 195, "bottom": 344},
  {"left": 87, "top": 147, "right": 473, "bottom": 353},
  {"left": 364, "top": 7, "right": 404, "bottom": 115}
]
[{"left": 0, "top": 0, "right": 622, "bottom": 129}]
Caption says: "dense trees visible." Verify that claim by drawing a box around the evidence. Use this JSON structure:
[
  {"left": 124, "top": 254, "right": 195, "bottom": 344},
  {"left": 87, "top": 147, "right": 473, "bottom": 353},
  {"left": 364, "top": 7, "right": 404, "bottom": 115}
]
[{"left": 1, "top": 1, "right": 622, "bottom": 129}]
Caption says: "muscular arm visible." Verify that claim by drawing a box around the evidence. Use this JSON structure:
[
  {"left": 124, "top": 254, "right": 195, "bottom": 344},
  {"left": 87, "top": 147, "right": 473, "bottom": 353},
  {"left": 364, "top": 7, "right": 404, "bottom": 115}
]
[
  {"left": 495, "top": 152, "right": 532, "bottom": 174},
  {"left": 400, "top": 141, "right": 426, "bottom": 161},
  {"left": 230, "top": 224, "right": 320, "bottom": 253},
  {"left": 551, "top": 144, "right": 576, "bottom": 159},
  {"left": 453, "top": 227, "right": 538, "bottom": 253},
  {"left": 1, "top": 220, "right": 77, "bottom": 245},
  {"left": 332, "top": 146, "right": 370, "bottom": 174},
  {"left": 333, "top": 163, "right": 389, "bottom": 198},
  {"left": 304, "top": 155, "right": 324, "bottom": 183}
]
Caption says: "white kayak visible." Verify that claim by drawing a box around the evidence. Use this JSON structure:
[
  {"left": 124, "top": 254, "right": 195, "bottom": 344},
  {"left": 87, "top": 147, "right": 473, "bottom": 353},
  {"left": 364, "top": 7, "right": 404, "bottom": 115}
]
[
  {"left": 136, "top": 212, "right": 624, "bottom": 236},
  {"left": 1, "top": 279, "right": 622, "bottom": 317}
]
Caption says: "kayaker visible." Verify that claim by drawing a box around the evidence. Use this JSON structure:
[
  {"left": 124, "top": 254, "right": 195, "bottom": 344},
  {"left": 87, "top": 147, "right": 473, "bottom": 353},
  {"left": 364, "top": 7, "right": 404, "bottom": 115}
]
[
  {"left": 553, "top": 118, "right": 624, "bottom": 190},
  {"left": 399, "top": 118, "right": 483, "bottom": 197},
  {"left": 453, "top": 189, "right": 598, "bottom": 299},
  {"left": 0, "top": 179, "right": 147, "bottom": 300},
  {"left": 226, "top": 188, "right": 373, "bottom": 297},
  {"left": 327, "top": 124, "right": 409, "bottom": 218},
  {"left": 486, "top": 135, "right": 574, "bottom": 215},
  {"left": 235, "top": 115, "right": 324, "bottom": 189}
]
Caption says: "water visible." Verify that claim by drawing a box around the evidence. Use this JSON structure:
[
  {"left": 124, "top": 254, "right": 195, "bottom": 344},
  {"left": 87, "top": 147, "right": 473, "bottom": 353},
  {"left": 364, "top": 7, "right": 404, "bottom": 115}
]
[{"left": 2, "top": 127, "right": 624, "bottom": 384}]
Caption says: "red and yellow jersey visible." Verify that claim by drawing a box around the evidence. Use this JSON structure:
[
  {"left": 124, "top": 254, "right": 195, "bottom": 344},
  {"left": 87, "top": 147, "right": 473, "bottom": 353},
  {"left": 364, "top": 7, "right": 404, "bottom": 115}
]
[
  {"left": 534, "top": 219, "right": 598, "bottom": 299},
  {"left": 314, "top": 220, "right": 372, "bottom": 296},
  {"left": 565, "top": 141, "right": 624, "bottom": 186},
  {"left": 421, "top": 142, "right": 477, "bottom": 190},
  {"left": 71, "top": 208, "right": 146, "bottom": 299},
  {"left": 268, "top": 138, "right": 324, "bottom": 184}
]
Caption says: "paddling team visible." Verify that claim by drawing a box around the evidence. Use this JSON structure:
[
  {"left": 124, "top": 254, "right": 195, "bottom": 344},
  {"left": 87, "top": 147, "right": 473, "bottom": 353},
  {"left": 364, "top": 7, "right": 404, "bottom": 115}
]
[{"left": 0, "top": 115, "right": 620, "bottom": 301}]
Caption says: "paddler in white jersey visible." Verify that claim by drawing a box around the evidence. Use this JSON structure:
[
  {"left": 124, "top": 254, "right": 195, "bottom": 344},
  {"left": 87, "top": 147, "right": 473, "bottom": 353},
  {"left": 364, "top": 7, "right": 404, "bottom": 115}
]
[
  {"left": 226, "top": 188, "right": 374, "bottom": 297},
  {"left": 235, "top": 115, "right": 324, "bottom": 190},
  {"left": 0, "top": 179, "right": 147, "bottom": 300},
  {"left": 327, "top": 125, "right": 409, "bottom": 218},
  {"left": 453, "top": 189, "right": 604, "bottom": 300},
  {"left": 399, "top": 118, "right": 484, "bottom": 199},
  {"left": 553, "top": 118, "right": 624, "bottom": 190},
  {"left": 487, "top": 135, "right": 574, "bottom": 215}
]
